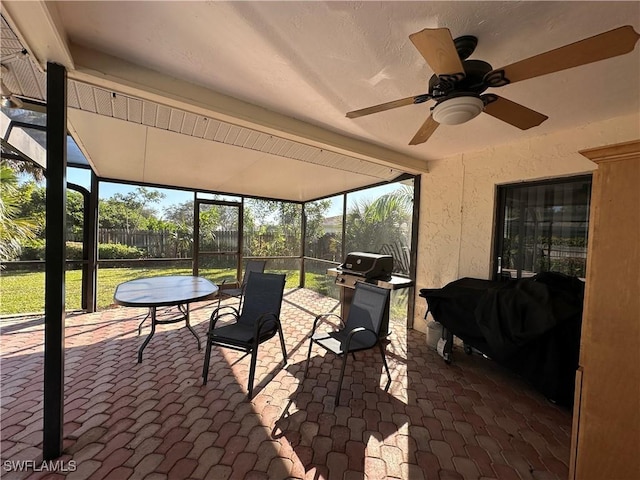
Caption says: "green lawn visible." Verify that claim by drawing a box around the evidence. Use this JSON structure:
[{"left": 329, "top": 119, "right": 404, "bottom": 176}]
[
  {"left": 0, "top": 266, "right": 304, "bottom": 316},
  {"left": 0, "top": 267, "right": 410, "bottom": 324}
]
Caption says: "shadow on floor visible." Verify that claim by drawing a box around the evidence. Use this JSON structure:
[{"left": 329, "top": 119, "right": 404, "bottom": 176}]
[{"left": 0, "top": 289, "right": 572, "bottom": 479}]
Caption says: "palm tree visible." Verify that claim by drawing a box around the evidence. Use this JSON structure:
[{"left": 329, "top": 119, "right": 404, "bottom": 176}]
[
  {"left": 0, "top": 162, "right": 39, "bottom": 262},
  {"left": 170, "top": 222, "right": 192, "bottom": 258},
  {"left": 345, "top": 185, "right": 413, "bottom": 264}
]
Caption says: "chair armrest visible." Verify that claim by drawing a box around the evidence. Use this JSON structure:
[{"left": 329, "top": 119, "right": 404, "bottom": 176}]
[
  {"left": 343, "top": 326, "right": 378, "bottom": 351},
  {"left": 208, "top": 305, "right": 240, "bottom": 331},
  {"left": 218, "top": 279, "right": 241, "bottom": 291},
  {"left": 311, "top": 313, "right": 344, "bottom": 334}
]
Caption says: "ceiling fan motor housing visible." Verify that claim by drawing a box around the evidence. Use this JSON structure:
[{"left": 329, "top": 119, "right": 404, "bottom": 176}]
[
  {"left": 427, "top": 55, "right": 494, "bottom": 125},
  {"left": 428, "top": 59, "right": 493, "bottom": 98}
]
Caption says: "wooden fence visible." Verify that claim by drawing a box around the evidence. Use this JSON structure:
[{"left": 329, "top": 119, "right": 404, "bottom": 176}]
[{"left": 70, "top": 229, "right": 301, "bottom": 258}]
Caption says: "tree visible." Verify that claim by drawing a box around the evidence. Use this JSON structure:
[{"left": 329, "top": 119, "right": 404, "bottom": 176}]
[
  {"left": 165, "top": 200, "right": 194, "bottom": 228},
  {"left": 305, "top": 199, "right": 332, "bottom": 242},
  {"left": 14, "top": 181, "right": 45, "bottom": 231},
  {"left": 345, "top": 185, "right": 413, "bottom": 273},
  {"left": 99, "top": 187, "right": 165, "bottom": 231},
  {"left": 112, "top": 187, "right": 164, "bottom": 216},
  {"left": 66, "top": 190, "right": 84, "bottom": 237},
  {"left": 170, "top": 222, "right": 192, "bottom": 258},
  {"left": 245, "top": 199, "right": 304, "bottom": 256},
  {"left": 198, "top": 205, "right": 222, "bottom": 250},
  {"left": 145, "top": 217, "right": 174, "bottom": 232},
  {"left": 8, "top": 180, "right": 86, "bottom": 240},
  {"left": 303, "top": 199, "right": 339, "bottom": 261},
  {"left": 0, "top": 162, "right": 39, "bottom": 261},
  {"left": 99, "top": 199, "right": 147, "bottom": 231}
]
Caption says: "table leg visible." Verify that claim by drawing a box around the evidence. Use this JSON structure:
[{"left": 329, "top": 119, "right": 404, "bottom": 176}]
[
  {"left": 138, "top": 306, "right": 157, "bottom": 363},
  {"left": 182, "top": 303, "right": 201, "bottom": 350},
  {"left": 137, "top": 308, "right": 151, "bottom": 335}
]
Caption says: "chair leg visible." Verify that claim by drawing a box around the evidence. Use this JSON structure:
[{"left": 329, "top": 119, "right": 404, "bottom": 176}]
[
  {"left": 378, "top": 342, "right": 392, "bottom": 391},
  {"left": 202, "top": 338, "right": 213, "bottom": 385},
  {"left": 277, "top": 326, "right": 288, "bottom": 363},
  {"left": 304, "top": 338, "right": 314, "bottom": 378},
  {"left": 247, "top": 347, "right": 258, "bottom": 400},
  {"left": 335, "top": 353, "right": 349, "bottom": 406}
]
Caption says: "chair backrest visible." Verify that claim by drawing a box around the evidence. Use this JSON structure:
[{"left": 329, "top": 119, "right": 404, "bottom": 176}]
[
  {"left": 241, "top": 260, "right": 267, "bottom": 287},
  {"left": 239, "top": 272, "right": 286, "bottom": 328},
  {"left": 343, "top": 282, "right": 390, "bottom": 347}
]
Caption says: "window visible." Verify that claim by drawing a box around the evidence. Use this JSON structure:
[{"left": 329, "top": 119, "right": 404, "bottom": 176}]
[{"left": 495, "top": 176, "right": 592, "bottom": 279}]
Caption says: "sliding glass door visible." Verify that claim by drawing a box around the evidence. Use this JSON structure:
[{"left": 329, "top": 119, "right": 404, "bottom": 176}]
[{"left": 494, "top": 176, "right": 592, "bottom": 280}]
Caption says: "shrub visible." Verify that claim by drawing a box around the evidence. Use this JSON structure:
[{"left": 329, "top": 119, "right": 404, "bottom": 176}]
[
  {"left": 98, "top": 243, "right": 144, "bottom": 259},
  {"left": 19, "top": 239, "right": 46, "bottom": 260},
  {"left": 17, "top": 240, "right": 80, "bottom": 260},
  {"left": 66, "top": 241, "right": 84, "bottom": 260},
  {"left": 16, "top": 241, "right": 144, "bottom": 261}
]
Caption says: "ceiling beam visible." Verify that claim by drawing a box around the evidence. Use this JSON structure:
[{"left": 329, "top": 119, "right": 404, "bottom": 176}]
[{"left": 68, "top": 43, "right": 428, "bottom": 174}]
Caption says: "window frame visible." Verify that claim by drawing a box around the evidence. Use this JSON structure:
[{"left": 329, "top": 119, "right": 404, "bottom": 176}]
[{"left": 493, "top": 174, "right": 593, "bottom": 280}]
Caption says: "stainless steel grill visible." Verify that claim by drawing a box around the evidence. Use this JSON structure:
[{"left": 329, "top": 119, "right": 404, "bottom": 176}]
[
  {"left": 334, "top": 252, "right": 393, "bottom": 289},
  {"left": 328, "top": 252, "right": 413, "bottom": 336}
]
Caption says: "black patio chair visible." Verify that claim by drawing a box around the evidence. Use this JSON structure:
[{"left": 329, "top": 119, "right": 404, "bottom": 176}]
[
  {"left": 203, "top": 272, "right": 287, "bottom": 399},
  {"left": 217, "top": 260, "right": 267, "bottom": 311},
  {"left": 304, "top": 282, "right": 392, "bottom": 406}
]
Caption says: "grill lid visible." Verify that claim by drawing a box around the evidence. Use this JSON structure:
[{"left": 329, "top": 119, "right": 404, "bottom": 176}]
[{"left": 338, "top": 252, "right": 393, "bottom": 279}]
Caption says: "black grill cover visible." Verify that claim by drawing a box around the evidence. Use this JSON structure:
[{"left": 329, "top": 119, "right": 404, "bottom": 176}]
[{"left": 420, "top": 272, "right": 584, "bottom": 407}]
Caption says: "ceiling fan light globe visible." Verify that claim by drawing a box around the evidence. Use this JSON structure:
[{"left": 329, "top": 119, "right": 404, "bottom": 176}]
[{"left": 432, "top": 96, "right": 484, "bottom": 125}]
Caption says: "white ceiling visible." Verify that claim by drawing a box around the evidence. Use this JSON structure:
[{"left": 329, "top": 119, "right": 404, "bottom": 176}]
[{"left": 2, "top": 1, "right": 639, "bottom": 199}]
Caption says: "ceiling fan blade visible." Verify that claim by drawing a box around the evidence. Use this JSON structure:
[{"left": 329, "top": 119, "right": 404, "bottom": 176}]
[
  {"left": 489, "top": 25, "right": 640, "bottom": 85},
  {"left": 409, "top": 28, "right": 465, "bottom": 77},
  {"left": 483, "top": 95, "right": 548, "bottom": 130},
  {"left": 409, "top": 115, "right": 440, "bottom": 145},
  {"left": 346, "top": 95, "right": 426, "bottom": 118}
]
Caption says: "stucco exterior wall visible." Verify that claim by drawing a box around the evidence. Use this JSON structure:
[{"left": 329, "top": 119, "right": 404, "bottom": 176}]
[{"left": 413, "top": 113, "right": 640, "bottom": 333}]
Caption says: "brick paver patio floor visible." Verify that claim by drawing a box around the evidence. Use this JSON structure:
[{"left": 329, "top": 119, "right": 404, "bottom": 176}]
[{"left": 1, "top": 288, "right": 572, "bottom": 479}]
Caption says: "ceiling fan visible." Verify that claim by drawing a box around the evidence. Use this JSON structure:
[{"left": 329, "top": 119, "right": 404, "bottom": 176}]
[{"left": 346, "top": 26, "right": 640, "bottom": 146}]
